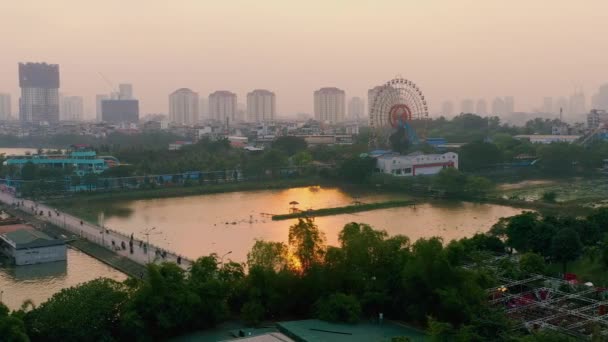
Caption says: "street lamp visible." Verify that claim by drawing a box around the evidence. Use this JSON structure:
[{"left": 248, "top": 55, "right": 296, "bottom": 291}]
[
  {"left": 220, "top": 251, "right": 232, "bottom": 264},
  {"left": 141, "top": 227, "right": 161, "bottom": 264}
]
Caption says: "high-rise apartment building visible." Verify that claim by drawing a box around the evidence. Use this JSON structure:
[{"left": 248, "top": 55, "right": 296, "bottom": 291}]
[
  {"left": 460, "top": 99, "right": 474, "bottom": 114},
  {"left": 119, "top": 84, "right": 133, "bottom": 100},
  {"left": 441, "top": 101, "right": 454, "bottom": 117},
  {"left": 591, "top": 84, "right": 608, "bottom": 110},
  {"left": 475, "top": 99, "right": 488, "bottom": 115},
  {"left": 314, "top": 87, "right": 345, "bottom": 123},
  {"left": 169, "top": 88, "right": 199, "bottom": 125},
  {"left": 504, "top": 96, "right": 515, "bottom": 115},
  {"left": 18, "top": 62, "right": 60, "bottom": 123},
  {"left": 347, "top": 97, "right": 365, "bottom": 120},
  {"left": 209, "top": 91, "right": 237, "bottom": 123},
  {"left": 0, "top": 94, "right": 11, "bottom": 120},
  {"left": 61, "top": 96, "right": 84, "bottom": 121},
  {"left": 569, "top": 91, "right": 585, "bottom": 116},
  {"left": 491, "top": 97, "right": 506, "bottom": 115},
  {"left": 247, "top": 89, "right": 276, "bottom": 123},
  {"left": 96, "top": 94, "right": 109, "bottom": 122},
  {"left": 542, "top": 97, "right": 553, "bottom": 114}
]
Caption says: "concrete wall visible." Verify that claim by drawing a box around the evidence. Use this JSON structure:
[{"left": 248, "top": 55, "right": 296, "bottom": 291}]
[{"left": 12, "top": 245, "right": 67, "bottom": 266}]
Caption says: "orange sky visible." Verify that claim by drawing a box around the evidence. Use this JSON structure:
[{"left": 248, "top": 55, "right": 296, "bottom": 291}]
[{"left": 1, "top": 0, "right": 607, "bottom": 118}]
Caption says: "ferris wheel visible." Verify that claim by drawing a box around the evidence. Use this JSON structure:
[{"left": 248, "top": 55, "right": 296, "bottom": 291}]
[{"left": 369, "top": 77, "right": 429, "bottom": 148}]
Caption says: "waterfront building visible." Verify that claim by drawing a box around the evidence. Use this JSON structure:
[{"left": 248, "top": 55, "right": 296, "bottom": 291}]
[
  {"left": 0, "top": 224, "right": 66, "bottom": 265},
  {"left": 247, "top": 89, "right": 276, "bottom": 123},
  {"left": 4, "top": 148, "right": 119, "bottom": 176},
  {"left": 0, "top": 93, "right": 11, "bottom": 120},
  {"left": 314, "top": 87, "right": 345, "bottom": 123},
  {"left": 61, "top": 96, "right": 84, "bottom": 121},
  {"left": 209, "top": 91, "right": 237, "bottom": 123},
  {"left": 376, "top": 151, "right": 459, "bottom": 177},
  {"left": 18, "top": 62, "right": 60, "bottom": 124},
  {"left": 347, "top": 96, "right": 365, "bottom": 120},
  {"left": 101, "top": 99, "right": 139, "bottom": 124},
  {"left": 169, "top": 88, "right": 199, "bottom": 125}
]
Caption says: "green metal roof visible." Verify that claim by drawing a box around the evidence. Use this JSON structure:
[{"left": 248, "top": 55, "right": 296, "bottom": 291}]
[{"left": 2, "top": 229, "right": 64, "bottom": 249}]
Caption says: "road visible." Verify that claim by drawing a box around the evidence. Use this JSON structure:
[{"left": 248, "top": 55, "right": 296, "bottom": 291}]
[{"left": 0, "top": 191, "right": 192, "bottom": 270}]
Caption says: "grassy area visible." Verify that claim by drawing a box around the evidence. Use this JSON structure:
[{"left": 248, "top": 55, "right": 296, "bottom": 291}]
[
  {"left": 546, "top": 256, "right": 608, "bottom": 287},
  {"left": 272, "top": 200, "right": 417, "bottom": 220}
]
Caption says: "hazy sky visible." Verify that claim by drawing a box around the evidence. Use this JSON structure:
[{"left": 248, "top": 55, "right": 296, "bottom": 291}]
[{"left": 1, "top": 0, "right": 608, "bottom": 118}]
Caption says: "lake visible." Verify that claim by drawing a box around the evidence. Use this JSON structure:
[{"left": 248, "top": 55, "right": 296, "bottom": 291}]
[{"left": 96, "top": 186, "right": 525, "bottom": 263}]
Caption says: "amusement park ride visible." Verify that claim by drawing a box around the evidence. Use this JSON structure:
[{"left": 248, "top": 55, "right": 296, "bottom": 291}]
[{"left": 369, "top": 77, "right": 429, "bottom": 148}]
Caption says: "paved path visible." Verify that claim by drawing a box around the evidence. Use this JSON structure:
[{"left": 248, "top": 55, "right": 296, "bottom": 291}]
[{"left": 0, "top": 191, "right": 193, "bottom": 270}]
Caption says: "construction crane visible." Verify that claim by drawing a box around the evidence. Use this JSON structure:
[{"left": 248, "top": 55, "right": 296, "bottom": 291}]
[{"left": 97, "top": 72, "right": 117, "bottom": 97}]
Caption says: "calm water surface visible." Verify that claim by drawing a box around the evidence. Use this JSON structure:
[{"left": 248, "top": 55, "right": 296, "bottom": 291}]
[
  {"left": 100, "top": 186, "right": 524, "bottom": 263},
  {"left": 0, "top": 248, "right": 126, "bottom": 311}
]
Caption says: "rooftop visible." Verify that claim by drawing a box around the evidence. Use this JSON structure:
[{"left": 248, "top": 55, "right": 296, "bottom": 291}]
[{"left": 0, "top": 225, "right": 64, "bottom": 249}]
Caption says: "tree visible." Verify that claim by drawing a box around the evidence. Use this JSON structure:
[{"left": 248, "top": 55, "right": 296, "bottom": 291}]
[
  {"left": 432, "top": 168, "right": 467, "bottom": 196},
  {"left": 20, "top": 162, "right": 37, "bottom": 180},
  {"left": 519, "top": 253, "right": 546, "bottom": 275},
  {"left": 247, "top": 240, "right": 289, "bottom": 272},
  {"left": 288, "top": 218, "right": 325, "bottom": 272},
  {"left": 459, "top": 141, "right": 502, "bottom": 171},
  {"left": 272, "top": 136, "right": 307, "bottom": 156},
  {"left": 26, "top": 278, "right": 128, "bottom": 342},
  {"left": 315, "top": 293, "right": 361, "bottom": 324},
  {"left": 0, "top": 303, "right": 29, "bottom": 342},
  {"left": 504, "top": 212, "right": 540, "bottom": 253},
  {"left": 389, "top": 126, "right": 410, "bottom": 154},
  {"left": 338, "top": 156, "right": 376, "bottom": 184},
  {"left": 551, "top": 228, "right": 583, "bottom": 274}
]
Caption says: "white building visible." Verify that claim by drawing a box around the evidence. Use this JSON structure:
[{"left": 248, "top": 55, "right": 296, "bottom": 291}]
[
  {"left": 0, "top": 224, "right": 67, "bottom": 266},
  {"left": 169, "top": 88, "right": 199, "bottom": 125},
  {"left": 347, "top": 97, "right": 365, "bottom": 120},
  {"left": 209, "top": 90, "right": 238, "bottom": 123},
  {"left": 376, "top": 152, "right": 459, "bottom": 177},
  {"left": 61, "top": 95, "right": 84, "bottom": 121},
  {"left": 0, "top": 93, "right": 11, "bottom": 120},
  {"left": 587, "top": 109, "right": 608, "bottom": 129},
  {"left": 314, "top": 87, "right": 345, "bottom": 123},
  {"left": 514, "top": 134, "right": 581, "bottom": 144},
  {"left": 247, "top": 89, "right": 276, "bottom": 122}
]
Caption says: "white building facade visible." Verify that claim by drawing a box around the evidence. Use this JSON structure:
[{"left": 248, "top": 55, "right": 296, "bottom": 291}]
[
  {"left": 247, "top": 89, "right": 276, "bottom": 122},
  {"left": 169, "top": 88, "right": 199, "bottom": 125},
  {"left": 347, "top": 96, "right": 365, "bottom": 120},
  {"left": 61, "top": 95, "right": 84, "bottom": 121},
  {"left": 0, "top": 93, "right": 11, "bottom": 120},
  {"left": 209, "top": 91, "right": 238, "bottom": 123},
  {"left": 314, "top": 87, "right": 345, "bottom": 123},
  {"left": 376, "top": 152, "right": 459, "bottom": 177}
]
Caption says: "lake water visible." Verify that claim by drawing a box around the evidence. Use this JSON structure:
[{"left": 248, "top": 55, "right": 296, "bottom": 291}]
[
  {"left": 98, "top": 186, "right": 525, "bottom": 263},
  {"left": 0, "top": 248, "right": 126, "bottom": 311}
]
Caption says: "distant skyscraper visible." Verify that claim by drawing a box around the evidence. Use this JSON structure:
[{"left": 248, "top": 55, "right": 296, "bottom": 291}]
[
  {"left": 368, "top": 86, "right": 385, "bottom": 118},
  {"left": 209, "top": 91, "right": 237, "bottom": 123},
  {"left": 101, "top": 99, "right": 139, "bottom": 124},
  {"left": 119, "top": 84, "right": 133, "bottom": 100},
  {"left": 542, "top": 97, "right": 553, "bottom": 114},
  {"left": 591, "top": 84, "right": 608, "bottom": 110},
  {"left": 475, "top": 99, "right": 487, "bottom": 115},
  {"left": 96, "top": 94, "right": 109, "bottom": 122},
  {"left": 440, "top": 101, "right": 454, "bottom": 117},
  {"left": 569, "top": 91, "right": 585, "bottom": 116},
  {"left": 61, "top": 96, "right": 84, "bottom": 121},
  {"left": 491, "top": 97, "right": 506, "bottom": 115},
  {"left": 504, "top": 96, "right": 515, "bottom": 115},
  {"left": 247, "top": 89, "right": 276, "bottom": 122},
  {"left": 460, "top": 99, "right": 474, "bottom": 114},
  {"left": 169, "top": 88, "right": 199, "bottom": 125},
  {"left": 347, "top": 97, "right": 365, "bottom": 120},
  {"left": 556, "top": 97, "right": 569, "bottom": 115},
  {"left": 0, "top": 94, "right": 11, "bottom": 120},
  {"left": 18, "top": 62, "right": 60, "bottom": 123},
  {"left": 314, "top": 87, "right": 345, "bottom": 123}
]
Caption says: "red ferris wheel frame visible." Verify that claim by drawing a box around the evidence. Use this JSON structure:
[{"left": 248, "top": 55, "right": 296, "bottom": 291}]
[{"left": 388, "top": 104, "right": 412, "bottom": 128}]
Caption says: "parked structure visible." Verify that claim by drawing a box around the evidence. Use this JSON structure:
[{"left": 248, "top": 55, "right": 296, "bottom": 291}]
[
  {"left": 376, "top": 151, "right": 458, "bottom": 176},
  {"left": 0, "top": 224, "right": 66, "bottom": 265}
]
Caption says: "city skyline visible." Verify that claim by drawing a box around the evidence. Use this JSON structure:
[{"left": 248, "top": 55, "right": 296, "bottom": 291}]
[{"left": 2, "top": 1, "right": 608, "bottom": 118}]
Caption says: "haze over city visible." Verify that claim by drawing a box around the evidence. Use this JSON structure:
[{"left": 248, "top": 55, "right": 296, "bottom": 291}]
[{"left": 2, "top": 0, "right": 608, "bottom": 118}]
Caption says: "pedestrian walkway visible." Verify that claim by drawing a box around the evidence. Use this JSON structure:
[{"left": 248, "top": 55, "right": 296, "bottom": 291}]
[{"left": 0, "top": 191, "right": 192, "bottom": 270}]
